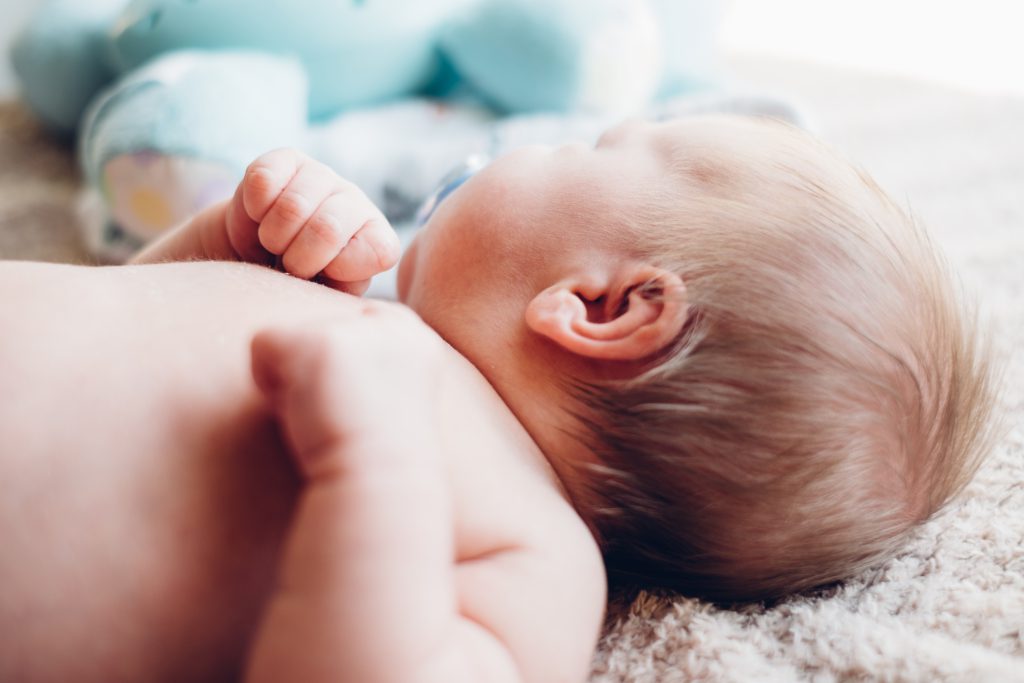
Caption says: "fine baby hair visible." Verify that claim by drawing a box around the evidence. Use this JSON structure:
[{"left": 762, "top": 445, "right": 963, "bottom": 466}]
[{"left": 565, "top": 117, "right": 998, "bottom": 602}]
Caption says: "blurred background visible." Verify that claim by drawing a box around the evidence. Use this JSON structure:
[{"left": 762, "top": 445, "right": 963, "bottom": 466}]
[
  {"left": 2, "top": 0, "right": 1022, "bottom": 98},
  {"left": 1, "top": 0, "right": 1021, "bottom": 267},
  {"left": 721, "top": 0, "right": 1023, "bottom": 96}
]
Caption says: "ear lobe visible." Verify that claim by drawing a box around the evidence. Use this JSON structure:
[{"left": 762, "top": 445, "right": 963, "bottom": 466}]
[{"left": 526, "top": 268, "right": 688, "bottom": 361}]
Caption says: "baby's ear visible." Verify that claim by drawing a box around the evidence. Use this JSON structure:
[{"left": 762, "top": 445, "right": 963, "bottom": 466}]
[{"left": 525, "top": 264, "right": 687, "bottom": 361}]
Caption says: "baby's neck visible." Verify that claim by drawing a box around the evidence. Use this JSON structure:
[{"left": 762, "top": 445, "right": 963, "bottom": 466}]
[{"left": 437, "top": 343, "right": 566, "bottom": 492}]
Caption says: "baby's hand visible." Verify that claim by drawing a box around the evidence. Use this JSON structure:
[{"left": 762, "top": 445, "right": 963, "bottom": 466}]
[
  {"left": 248, "top": 308, "right": 599, "bottom": 683},
  {"left": 247, "top": 307, "right": 455, "bottom": 682},
  {"left": 226, "top": 149, "right": 401, "bottom": 295},
  {"left": 250, "top": 303, "right": 444, "bottom": 475}
]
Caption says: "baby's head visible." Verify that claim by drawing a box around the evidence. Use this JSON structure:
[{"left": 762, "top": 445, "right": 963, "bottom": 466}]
[{"left": 398, "top": 115, "right": 998, "bottom": 602}]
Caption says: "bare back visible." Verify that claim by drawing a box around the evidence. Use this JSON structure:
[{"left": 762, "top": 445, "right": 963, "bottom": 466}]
[{"left": 0, "top": 260, "right": 597, "bottom": 683}]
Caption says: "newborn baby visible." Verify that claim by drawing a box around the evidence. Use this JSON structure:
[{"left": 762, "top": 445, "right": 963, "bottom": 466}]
[{"left": 0, "top": 116, "right": 995, "bottom": 683}]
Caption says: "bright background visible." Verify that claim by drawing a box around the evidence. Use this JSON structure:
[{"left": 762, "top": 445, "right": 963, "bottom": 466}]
[
  {"left": 722, "top": 0, "right": 1024, "bottom": 96},
  {"left": 1, "top": 0, "right": 1022, "bottom": 97}
]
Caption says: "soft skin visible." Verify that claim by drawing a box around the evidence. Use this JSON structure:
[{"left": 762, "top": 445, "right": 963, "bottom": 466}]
[
  {"left": 399, "top": 118, "right": 698, "bottom": 505},
  {"left": 0, "top": 116, "right": 728, "bottom": 682},
  {"left": 0, "top": 149, "right": 606, "bottom": 682}
]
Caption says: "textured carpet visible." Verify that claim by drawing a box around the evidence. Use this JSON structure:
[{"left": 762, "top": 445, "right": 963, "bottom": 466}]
[{"left": 1, "top": 57, "right": 1022, "bottom": 682}]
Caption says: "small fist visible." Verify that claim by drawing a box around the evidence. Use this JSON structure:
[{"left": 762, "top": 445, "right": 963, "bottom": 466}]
[{"left": 226, "top": 149, "right": 401, "bottom": 295}]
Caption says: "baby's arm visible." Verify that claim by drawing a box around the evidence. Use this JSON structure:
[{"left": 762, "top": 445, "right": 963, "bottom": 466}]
[
  {"left": 131, "top": 150, "right": 401, "bottom": 295},
  {"left": 246, "top": 308, "right": 602, "bottom": 683}
]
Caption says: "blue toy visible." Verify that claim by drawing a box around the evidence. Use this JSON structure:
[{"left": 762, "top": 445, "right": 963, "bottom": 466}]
[{"left": 10, "top": 0, "right": 723, "bottom": 256}]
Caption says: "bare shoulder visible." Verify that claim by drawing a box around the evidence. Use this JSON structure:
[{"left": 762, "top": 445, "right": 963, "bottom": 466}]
[
  {"left": 454, "top": 495, "right": 606, "bottom": 683},
  {"left": 435, "top": 350, "right": 607, "bottom": 683}
]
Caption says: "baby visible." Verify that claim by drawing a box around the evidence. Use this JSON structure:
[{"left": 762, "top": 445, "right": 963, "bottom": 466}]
[{"left": 0, "top": 115, "right": 996, "bottom": 683}]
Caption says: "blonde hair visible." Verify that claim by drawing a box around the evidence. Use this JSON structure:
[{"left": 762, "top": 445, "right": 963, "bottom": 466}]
[{"left": 573, "top": 117, "right": 999, "bottom": 602}]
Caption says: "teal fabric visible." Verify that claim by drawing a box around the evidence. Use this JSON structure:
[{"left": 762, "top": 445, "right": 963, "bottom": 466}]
[
  {"left": 442, "top": 0, "right": 588, "bottom": 113},
  {"left": 12, "top": 0, "right": 725, "bottom": 241},
  {"left": 108, "top": 0, "right": 462, "bottom": 120},
  {"left": 9, "top": 0, "right": 131, "bottom": 135},
  {"left": 11, "top": 0, "right": 724, "bottom": 137}
]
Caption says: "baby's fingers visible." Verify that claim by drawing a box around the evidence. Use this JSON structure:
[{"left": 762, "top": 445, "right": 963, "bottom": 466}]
[
  {"left": 241, "top": 148, "right": 303, "bottom": 223},
  {"left": 257, "top": 160, "right": 339, "bottom": 257},
  {"left": 318, "top": 277, "right": 372, "bottom": 297},
  {"left": 321, "top": 217, "right": 401, "bottom": 285},
  {"left": 225, "top": 182, "right": 272, "bottom": 264},
  {"left": 280, "top": 191, "right": 390, "bottom": 281}
]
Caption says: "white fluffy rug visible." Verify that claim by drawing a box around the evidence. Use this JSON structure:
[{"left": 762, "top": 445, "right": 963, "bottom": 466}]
[{"left": 1, "top": 55, "right": 1021, "bottom": 682}]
